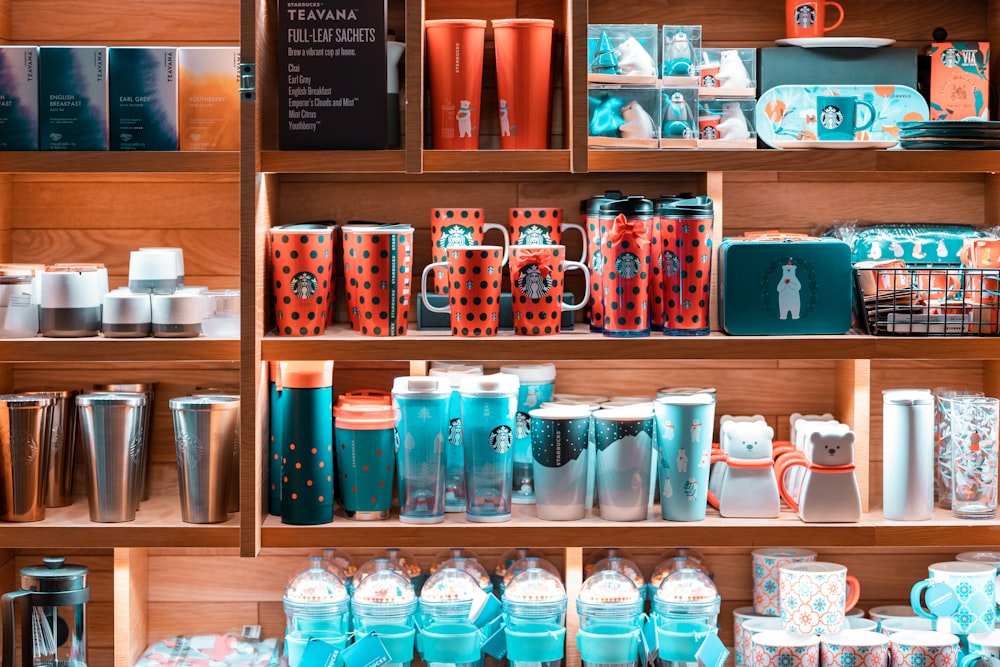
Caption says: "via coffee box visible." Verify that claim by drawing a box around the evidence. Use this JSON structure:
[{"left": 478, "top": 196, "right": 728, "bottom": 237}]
[
  {"left": 39, "top": 46, "right": 108, "bottom": 150},
  {"left": 0, "top": 46, "right": 39, "bottom": 150},
  {"left": 177, "top": 46, "right": 241, "bottom": 150},
  {"left": 278, "top": 0, "right": 387, "bottom": 149},
  {"left": 929, "top": 42, "right": 990, "bottom": 120},
  {"left": 109, "top": 47, "right": 178, "bottom": 151}
]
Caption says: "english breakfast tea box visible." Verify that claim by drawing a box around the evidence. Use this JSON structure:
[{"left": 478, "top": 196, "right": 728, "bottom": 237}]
[
  {"left": 39, "top": 46, "right": 108, "bottom": 150},
  {"left": 0, "top": 46, "right": 39, "bottom": 150},
  {"left": 929, "top": 41, "right": 990, "bottom": 120},
  {"left": 177, "top": 46, "right": 241, "bottom": 150},
  {"left": 109, "top": 47, "right": 178, "bottom": 150},
  {"left": 277, "top": 0, "right": 388, "bottom": 149}
]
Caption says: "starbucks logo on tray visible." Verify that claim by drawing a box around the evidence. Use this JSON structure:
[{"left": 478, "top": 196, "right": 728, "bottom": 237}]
[{"left": 489, "top": 425, "right": 513, "bottom": 453}]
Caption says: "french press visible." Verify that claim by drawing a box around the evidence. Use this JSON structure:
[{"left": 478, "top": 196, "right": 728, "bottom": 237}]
[{"left": 2, "top": 557, "right": 89, "bottom": 667}]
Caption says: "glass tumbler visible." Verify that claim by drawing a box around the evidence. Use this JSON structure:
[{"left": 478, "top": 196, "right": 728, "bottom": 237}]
[{"left": 950, "top": 396, "right": 999, "bottom": 519}]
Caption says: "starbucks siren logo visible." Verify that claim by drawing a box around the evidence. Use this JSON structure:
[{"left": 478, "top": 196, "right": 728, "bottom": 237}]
[
  {"left": 489, "top": 425, "right": 513, "bottom": 453},
  {"left": 130, "top": 425, "right": 145, "bottom": 465},
  {"left": 175, "top": 428, "right": 201, "bottom": 464},
  {"left": 291, "top": 271, "right": 318, "bottom": 299},
  {"left": 793, "top": 4, "right": 816, "bottom": 28},
  {"left": 438, "top": 225, "right": 477, "bottom": 248},
  {"left": 662, "top": 250, "right": 680, "bottom": 277},
  {"left": 11, "top": 430, "right": 38, "bottom": 465},
  {"left": 615, "top": 252, "right": 642, "bottom": 279},
  {"left": 448, "top": 418, "right": 463, "bottom": 447},
  {"left": 941, "top": 49, "right": 962, "bottom": 67},
  {"left": 515, "top": 264, "right": 553, "bottom": 298},
  {"left": 518, "top": 224, "right": 552, "bottom": 245},
  {"left": 820, "top": 105, "right": 843, "bottom": 130}
]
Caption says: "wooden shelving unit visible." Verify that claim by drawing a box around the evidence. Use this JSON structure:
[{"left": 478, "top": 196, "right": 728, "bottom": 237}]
[{"left": 2, "top": 0, "right": 999, "bottom": 664}]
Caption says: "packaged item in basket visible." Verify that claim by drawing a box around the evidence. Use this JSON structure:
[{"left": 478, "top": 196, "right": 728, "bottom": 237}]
[{"left": 137, "top": 632, "right": 279, "bottom": 666}]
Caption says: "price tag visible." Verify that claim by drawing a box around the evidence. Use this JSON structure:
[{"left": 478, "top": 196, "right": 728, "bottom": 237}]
[
  {"left": 639, "top": 616, "right": 659, "bottom": 667},
  {"left": 696, "top": 632, "right": 730, "bottom": 667},
  {"left": 300, "top": 638, "right": 342, "bottom": 667},
  {"left": 340, "top": 632, "right": 390, "bottom": 667}
]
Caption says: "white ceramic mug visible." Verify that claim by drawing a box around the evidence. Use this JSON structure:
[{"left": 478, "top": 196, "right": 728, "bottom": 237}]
[
  {"left": 889, "top": 630, "right": 960, "bottom": 667},
  {"left": 820, "top": 630, "right": 890, "bottom": 667},
  {"left": 734, "top": 605, "right": 767, "bottom": 667},
  {"left": 779, "top": 561, "right": 860, "bottom": 635},
  {"left": 956, "top": 551, "right": 1000, "bottom": 607},
  {"left": 750, "top": 547, "right": 818, "bottom": 617},
  {"left": 749, "top": 630, "right": 820, "bottom": 667},
  {"left": 964, "top": 630, "right": 1000, "bottom": 667}
]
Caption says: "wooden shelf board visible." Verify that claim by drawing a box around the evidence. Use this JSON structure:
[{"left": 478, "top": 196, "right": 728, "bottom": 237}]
[
  {"left": 874, "top": 337, "right": 1000, "bottom": 360},
  {"left": 0, "top": 495, "right": 239, "bottom": 548},
  {"left": 588, "top": 149, "right": 1000, "bottom": 173},
  {"left": 0, "top": 337, "right": 239, "bottom": 363},
  {"left": 261, "top": 506, "right": 996, "bottom": 549},
  {"left": 1, "top": 152, "right": 239, "bottom": 174},
  {"left": 422, "top": 150, "right": 573, "bottom": 173},
  {"left": 260, "top": 327, "right": 931, "bottom": 361},
  {"left": 260, "top": 150, "right": 406, "bottom": 174}
]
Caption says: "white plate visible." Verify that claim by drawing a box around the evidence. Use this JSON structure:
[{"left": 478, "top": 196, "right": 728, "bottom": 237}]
[
  {"left": 773, "top": 140, "right": 898, "bottom": 149},
  {"left": 775, "top": 37, "right": 896, "bottom": 48}
]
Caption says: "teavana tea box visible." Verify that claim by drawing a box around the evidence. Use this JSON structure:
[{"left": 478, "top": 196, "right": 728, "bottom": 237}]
[
  {"left": 929, "top": 41, "right": 991, "bottom": 120},
  {"left": 277, "top": 0, "right": 387, "bottom": 149},
  {"left": 109, "top": 47, "right": 178, "bottom": 150},
  {"left": 0, "top": 46, "right": 39, "bottom": 150},
  {"left": 39, "top": 46, "right": 108, "bottom": 150},
  {"left": 177, "top": 46, "right": 241, "bottom": 150}
]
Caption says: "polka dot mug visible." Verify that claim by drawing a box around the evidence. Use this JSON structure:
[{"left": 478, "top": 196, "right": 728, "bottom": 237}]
[{"left": 509, "top": 245, "right": 589, "bottom": 336}]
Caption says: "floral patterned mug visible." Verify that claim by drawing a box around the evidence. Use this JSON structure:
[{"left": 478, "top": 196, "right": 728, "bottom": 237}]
[
  {"left": 751, "top": 548, "right": 817, "bottom": 616},
  {"left": 779, "top": 561, "right": 860, "bottom": 635}
]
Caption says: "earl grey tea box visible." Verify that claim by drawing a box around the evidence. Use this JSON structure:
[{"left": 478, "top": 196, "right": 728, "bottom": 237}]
[
  {"left": 278, "top": 1, "right": 387, "bottom": 149},
  {"left": 109, "top": 47, "right": 178, "bottom": 151},
  {"left": 39, "top": 46, "right": 109, "bottom": 150}
]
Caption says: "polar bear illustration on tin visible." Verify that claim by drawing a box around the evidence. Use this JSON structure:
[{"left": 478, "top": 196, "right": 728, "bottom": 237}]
[
  {"left": 777, "top": 260, "right": 802, "bottom": 320},
  {"left": 677, "top": 448, "right": 689, "bottom": 473}
]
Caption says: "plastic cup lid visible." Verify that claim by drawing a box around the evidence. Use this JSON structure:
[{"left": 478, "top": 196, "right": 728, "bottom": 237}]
[
  {"left": 499, "top": 364, "right": 557, "bottom": 384},
  {"left": 352, "top": 569, "right": 416, "bottom": 605},
  {"left": 270, "top": 361, "right": 334, "bottom": 390},
  {"left": 333, "top": 402, "right": 398, "bottom": 429},
  {"left": 529, "top": 405, "right": 592, "bottom": 420},
  {"left": 420, "top": 568, "right": 481, "bottom": 602},
  {"left": 459, "top": 373, "right": 519, "bottom": 396},
  {"left": 392, "top": 376, "right": 451, "bottom": 397},
  {"left": 578, "top": 570, "right": 641, "bottom": 605},
  {"left": 882, "top": 389, "right": 933, "bottom": 405}
]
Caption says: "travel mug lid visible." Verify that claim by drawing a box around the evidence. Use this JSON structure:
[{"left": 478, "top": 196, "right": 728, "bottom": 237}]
[
  {"left": 655, "top": 393, "right": 714, "bottom": 406},
  {"left": 499, "top": 363, "right": 556, "bottom": 384},
  {"left": 428, "top": 364, "right": 484, "bottom": 387},
  {"left": 424, "top": 18, "right": 488, "bottom": 29},
  {"left": 882, "top": 388, "right": 933, "bottom": 406},
  {"left": 660, "top": 195, "right": 714, "bottom": 219},
  {"left": 529, "top": 404, "right": 592, "bottom": 420},
  {"left": 168, "top": 395, "right": 240, "bottom": 411},
  {"left": 654, "top": 193, "right": 696, "bottom": 213},
  {"left": 392, "top": 376, "right": 451, "bottom": 397},
  {"left": 20, "top": 557, "right": 89, "bottom": 592},
  {"left": 103, "top": 290, "right": 152, "bottom": 324},
  {"left": 491, "top": 18, "right": 554, "bottom": 29},
  {"left": 594, "top": 405, "right": 654, "bottom": 421},
  {"left": 92, "top": 382, "right": 156, "bottom": 393},
  {"left": 552, "top": 393, "right": 608, "bottom": 405},
  {"left": 341, "top": 222, "right": 412, "bottom": 234},
  {"left": 584, "top": 190, "right": 625, "bottom": 217},
  {"left": 0, "top": 394, "right": 56, "bottom": 409},
  {"left": 599, "top": 195, "right": 654, "bottom": 218},
  {"left": 458, "top": 372, "right": 519, "bottom": 396},
  {"left": 272, "top": 222, "right": 334, "bottom": 234},
  {"left": 333, "top": 402, "right": 398, "bottom": 429},
  {"left": 76, "top": 392, "right": 147, "bottom": 408},
  {"left": 270, "top": 360, "right": 334, "bottom": 390}
]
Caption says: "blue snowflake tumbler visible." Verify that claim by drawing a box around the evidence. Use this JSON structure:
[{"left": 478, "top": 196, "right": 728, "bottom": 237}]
[
  {"left": 392, "top": 376, "right": 452, "bottom": 524},
  {"left": 428, "top": 363, "right": 484, "bottom": 513},
  {"left": 500, "top": 363, "right": 556, "bottom": 505},
  {"left": 459, "top": 373, "right": 519, "bottom": 522}
]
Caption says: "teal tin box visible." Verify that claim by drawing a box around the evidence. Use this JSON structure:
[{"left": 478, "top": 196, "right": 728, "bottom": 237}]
[{"left": 718, "top": 234, "right": 853, "bottom": 335}]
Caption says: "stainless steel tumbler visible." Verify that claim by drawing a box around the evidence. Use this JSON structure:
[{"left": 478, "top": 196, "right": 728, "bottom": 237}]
[
  {"left": 92, "top": 382, "right": 156, "bottom": 506},
  {"left": 169, "top": 395, "right": 240, "bottom": 524},
  {"left": 76, "top": 392, "right": 147, "bottom": 522},
  {"left": 0, "top": 394, "right": 56, "bottom": 522},
  {"left": 24, "top": 390, "right": 79, "bottom": 507}
]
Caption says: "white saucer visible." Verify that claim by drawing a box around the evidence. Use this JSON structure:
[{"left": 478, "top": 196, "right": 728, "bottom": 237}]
[
  {"left": 775, "top": 37, "right": 896, "bottom": 48},
  {"left": 773, "top": 140, "right": 898, "bottom": 149}
]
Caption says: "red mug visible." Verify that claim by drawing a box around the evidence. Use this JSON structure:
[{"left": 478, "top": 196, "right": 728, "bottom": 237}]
[
  {"left": 421, "top": 245, "right": 504, "bottom": 337},
  {"left": 430, "top": 208, "right": 510, "bottom": 294},
  {"left": 509, "top": 207, "right": 587, "bottom": 263},
  {"left": 786, "top": 0, "right": 844, "bottom": 39},
  {"left": 509, "top": 244, "right": 589, "bottom": 336}
]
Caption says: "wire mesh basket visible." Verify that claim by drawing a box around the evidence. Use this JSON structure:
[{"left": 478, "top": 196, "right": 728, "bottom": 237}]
[{"left": 853, "top": 263, "right": 999, "bottom": 336}]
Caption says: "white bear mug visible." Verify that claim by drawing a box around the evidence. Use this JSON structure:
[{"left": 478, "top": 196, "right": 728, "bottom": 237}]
[{"left": 779, "top": 562, "right": 861, "bottom": 635}]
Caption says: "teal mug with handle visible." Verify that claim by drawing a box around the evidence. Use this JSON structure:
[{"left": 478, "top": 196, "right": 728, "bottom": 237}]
[{"left": 816, "top": 95, "right": 875, "bottom": 141}]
